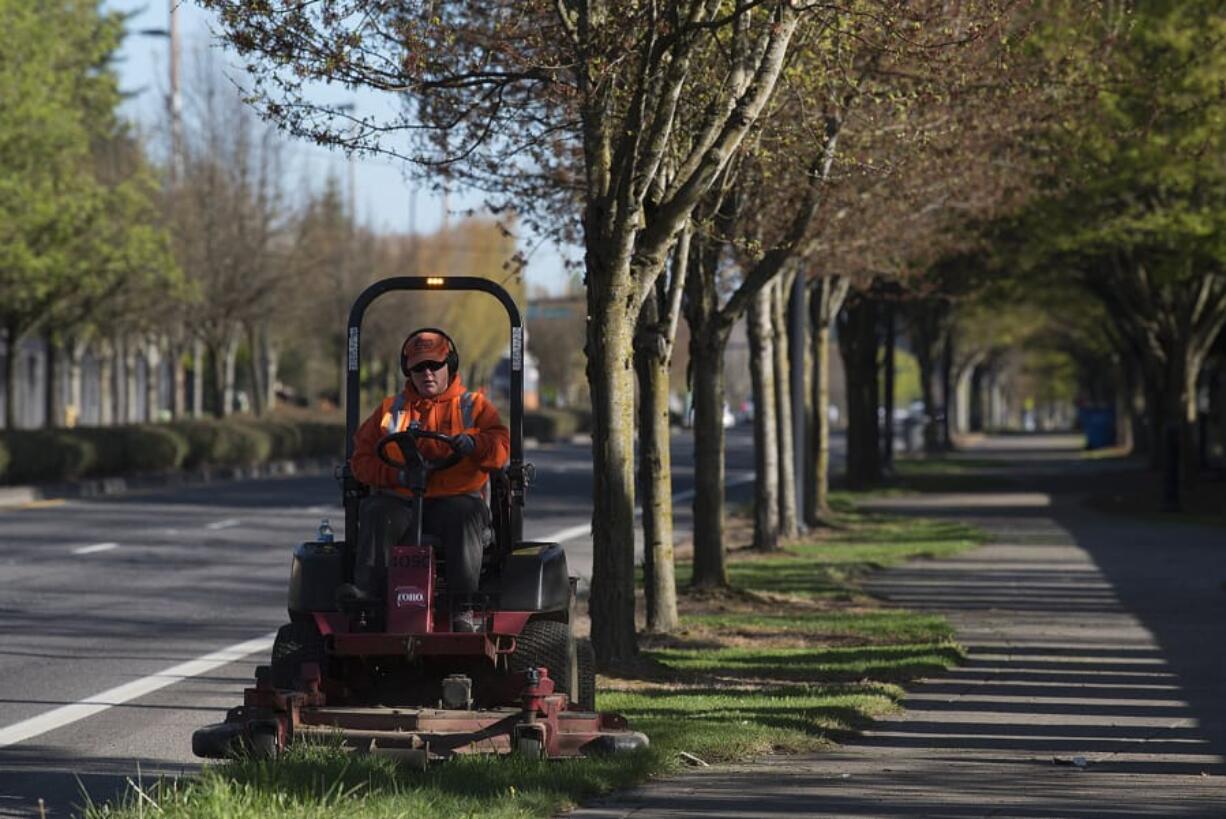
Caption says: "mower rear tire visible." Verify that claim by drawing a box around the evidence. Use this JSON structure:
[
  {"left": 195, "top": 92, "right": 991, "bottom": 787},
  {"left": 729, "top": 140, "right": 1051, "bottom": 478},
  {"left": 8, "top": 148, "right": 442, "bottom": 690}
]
[
  {"left": 270, "top": 622, "right": 325, "bottom": 690},
  {"left": 576, "top": 638, "right": 597, "bottom": 711},
  {"left": 510, "top": 619, "right": 577, "bottom": 701}
]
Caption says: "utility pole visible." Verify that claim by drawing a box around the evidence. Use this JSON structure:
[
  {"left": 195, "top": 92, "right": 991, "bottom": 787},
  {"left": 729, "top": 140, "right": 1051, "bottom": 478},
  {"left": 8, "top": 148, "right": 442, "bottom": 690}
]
[
  {"left": 140, "top": 2, "right": 193, "bottom": 418},
  {"left": 168, "top": 1, "right": 182, "bottom": 183},
  {"left": 334, "top": 102, "right": 359, "bottom": 412}
]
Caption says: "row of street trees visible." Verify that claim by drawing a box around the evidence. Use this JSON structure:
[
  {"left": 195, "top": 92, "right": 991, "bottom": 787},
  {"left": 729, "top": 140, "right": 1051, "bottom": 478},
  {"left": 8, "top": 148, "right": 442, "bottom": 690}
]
[
  {"left": 205, "top": 0, "right": 1048, "bottom": 662},
  {"left": 0, "top": 0, "right": 176, "bottom": 427},
  {"left": 8, "top": 1, "right": 1223, "bottom": 663},
  {"left": 0, "top": 2, "right": 521, "bottom": 430}
]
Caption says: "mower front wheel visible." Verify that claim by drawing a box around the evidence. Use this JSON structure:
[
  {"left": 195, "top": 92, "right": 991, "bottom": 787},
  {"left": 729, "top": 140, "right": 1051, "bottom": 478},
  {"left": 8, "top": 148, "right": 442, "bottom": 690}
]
[{"left": 510, "top": 619, "right": 578, "bottom": 702}]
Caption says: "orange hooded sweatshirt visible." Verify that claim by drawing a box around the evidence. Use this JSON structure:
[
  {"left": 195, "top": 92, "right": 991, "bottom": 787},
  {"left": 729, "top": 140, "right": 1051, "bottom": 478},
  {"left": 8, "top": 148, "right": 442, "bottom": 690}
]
[{"left": 350, "top": 375, "right": 510, "bottom": 497}]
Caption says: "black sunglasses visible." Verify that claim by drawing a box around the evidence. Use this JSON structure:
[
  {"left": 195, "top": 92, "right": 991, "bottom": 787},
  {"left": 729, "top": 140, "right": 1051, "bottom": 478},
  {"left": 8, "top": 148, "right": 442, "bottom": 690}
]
[{"left": 409, "top": 359, "right": 447, "bottom": 374}]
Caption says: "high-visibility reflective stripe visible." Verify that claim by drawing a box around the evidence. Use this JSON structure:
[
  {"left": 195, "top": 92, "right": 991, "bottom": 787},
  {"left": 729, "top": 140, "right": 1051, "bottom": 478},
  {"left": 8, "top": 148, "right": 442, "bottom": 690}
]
[
  {"left": 461, "top": 391, "right": 475, "bottom": 429},
  {"left": 389, "top": 393, "right": 407, "bottom": 432}
]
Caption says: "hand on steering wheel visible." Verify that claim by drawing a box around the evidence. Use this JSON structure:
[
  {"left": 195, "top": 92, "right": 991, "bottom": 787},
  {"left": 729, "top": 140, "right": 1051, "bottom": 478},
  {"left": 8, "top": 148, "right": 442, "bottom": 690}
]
[{"left": 375, "top": 428, "right": 467, "bottom": 482}]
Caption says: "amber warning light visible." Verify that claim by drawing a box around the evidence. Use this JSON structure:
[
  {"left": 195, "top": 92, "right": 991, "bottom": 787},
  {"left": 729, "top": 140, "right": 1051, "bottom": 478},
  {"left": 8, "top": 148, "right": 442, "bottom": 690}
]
[{"left": 426, "top": 277, "right": 445, "bottom": 287}]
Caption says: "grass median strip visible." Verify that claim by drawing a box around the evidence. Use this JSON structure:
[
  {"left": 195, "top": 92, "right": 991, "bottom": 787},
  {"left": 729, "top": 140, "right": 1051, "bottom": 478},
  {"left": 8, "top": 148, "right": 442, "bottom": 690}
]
[{"left": 86, "top": 505, "right": 985, "bottom": 819}]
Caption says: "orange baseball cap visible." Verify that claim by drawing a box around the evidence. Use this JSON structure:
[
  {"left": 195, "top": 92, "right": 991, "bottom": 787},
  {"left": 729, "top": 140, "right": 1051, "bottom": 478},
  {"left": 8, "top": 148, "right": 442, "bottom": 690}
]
[{"left": 403, "top": 331, "right": 451, "bottom": 369}]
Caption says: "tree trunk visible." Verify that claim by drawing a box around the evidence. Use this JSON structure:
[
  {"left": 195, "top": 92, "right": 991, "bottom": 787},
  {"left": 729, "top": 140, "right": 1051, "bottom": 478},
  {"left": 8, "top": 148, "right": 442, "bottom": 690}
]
[
  {"left": 113, "top": 337, "right": 127, "bottom": 424},
  {"left": 192, "top": 338, "right": 205, "bottom": 418},
  {"left": 954, "top": 355, "right": 984, "bottom": 437},
  {"left": 940, "top": 327, "right": 954, "bottom": 450},
  {"left": 221, "top": 337, "right": 239, "bottom": 418},
  {"left": 44, "top": 336, "right": 61, "bottom": 429},
  {"left": 67, "top": 338, "right": 86, "bottom": 428},
  {"left": 791, "top": 272, "right": 809, "bottom": 530},
  {"left": 690, "top": 330, "right": 729, "bottom": 588},
  {"left": 2, "top": 320, "right": 17, "bottom": 430},
  {"left": 906, "top": 300, "right": 948, "bottom": 454},
  {"left": 916, "top": 344, "right": 938, "bottom": 452},
  {"left": 881, "top": 302, "right": 896, "bottom": 470},
  {"left": 172, "top": 340, "right": 187, "bottom": 420},
  {"left": 98, "top": 339, "right": 114, "bottom": 426},
  {"left": 586, "top": 284, "right": 640, "bottom": 662},
  {"left": 1144, "top": 374, "right": 1165, "bottom": 470},
  {"left": 771, "top": 276, "right": 798, "bottom": 539},
  {"left": 1114, "top": 354, "right": 1137, "bottom": 452},
  {"left": 124, "top": 339, "right": 141, "bottom": 423},
  {"left": 247, "top": 324, "right": 266, "bottom": 417},
  {"left": 802, "top": 304, "right": 817, "bottom": 525},
  {"left": 146, "top": 338, "right": 163, "bottom": 423},
  {"left": 807, "top": 277, "right": 847, "bottom": 525},
  {"left": 633, "top": 293, "right": 679, "bottom": 634},
  {"left": 263, "top": 332, "right": 279, "bottom": 413},
  {"left": 838, "top": 295, "right": 881, "bottom": 489},
  {"left": 747, "top": 285, "right": 779, "bottom": 551},
  {"left": 209, "top": 341, "right": 224, "bottom": 419},
  {"left": 1171, "top": 344, "right": 1200, "bottom": 489}
]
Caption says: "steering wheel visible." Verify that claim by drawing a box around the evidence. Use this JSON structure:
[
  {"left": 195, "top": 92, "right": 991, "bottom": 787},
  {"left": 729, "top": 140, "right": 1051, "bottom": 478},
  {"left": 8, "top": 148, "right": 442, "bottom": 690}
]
[{"left": 376, "top": 429, "right": 466, "bottom": 477}]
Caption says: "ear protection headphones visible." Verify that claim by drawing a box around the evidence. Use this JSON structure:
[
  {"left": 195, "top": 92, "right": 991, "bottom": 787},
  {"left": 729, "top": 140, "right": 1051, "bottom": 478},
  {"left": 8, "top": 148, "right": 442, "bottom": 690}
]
[{"left": 401, "top": 327, "right": 461, "bottom": 378}]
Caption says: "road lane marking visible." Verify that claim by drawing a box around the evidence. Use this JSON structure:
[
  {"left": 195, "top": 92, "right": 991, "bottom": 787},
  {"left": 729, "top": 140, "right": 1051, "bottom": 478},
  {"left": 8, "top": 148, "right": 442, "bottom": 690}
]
[
  {"left": 540, "top": 523, "right": 593, "bottom": 544},
  {"left": 0, "top": 632, "right": 277, "bottom": 750},
  {"left": 0, "top": 465, "right": 757, "bottom": 748},
  {"left": 671, "top": 472, "right": 754, "bottom": 503},
  {"left": 205, "top": 518, "right": 241, "bottom": 531},
  {"left": 72, "top": 542, "right": 119, "bottom": 555}
]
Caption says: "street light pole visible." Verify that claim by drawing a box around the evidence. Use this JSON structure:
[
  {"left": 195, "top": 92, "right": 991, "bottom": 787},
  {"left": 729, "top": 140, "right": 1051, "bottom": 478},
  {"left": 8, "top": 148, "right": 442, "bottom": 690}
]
[
  {"left": 139, "top": 1, "right": 181, "bottom": 182},
  {"left": 169, "top": 0, "right": 182, "bottom": 184}
]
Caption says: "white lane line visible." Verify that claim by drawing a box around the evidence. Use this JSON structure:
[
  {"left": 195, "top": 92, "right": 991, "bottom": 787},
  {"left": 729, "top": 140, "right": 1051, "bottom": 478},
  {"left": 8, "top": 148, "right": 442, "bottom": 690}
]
[
  {"left": 205, "top": 518, "right": 241, "bottom": 531},
  {"left": 540, "top": 523, "right": 593, "bottom": 544},
  {"left": 671, "top": 472, "right": 755, "bottom": 503},
  {"left": 0, "top": 632, "right": 277, "bottom": 750},
  {"left": 0, "top": 470, "right": 754, "bottom": 748},
  {"left": 72, "top": 542, "right": 119, "bottom": 555},
  {"left": 541, "top": 471, "right": 756, "bottom": 544}
]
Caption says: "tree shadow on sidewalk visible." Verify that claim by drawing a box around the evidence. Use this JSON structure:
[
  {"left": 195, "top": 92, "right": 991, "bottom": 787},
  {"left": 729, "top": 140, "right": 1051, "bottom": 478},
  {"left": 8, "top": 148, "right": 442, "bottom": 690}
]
[{"left": 859, "top": 458, "right": 1226, "bottom": 788}]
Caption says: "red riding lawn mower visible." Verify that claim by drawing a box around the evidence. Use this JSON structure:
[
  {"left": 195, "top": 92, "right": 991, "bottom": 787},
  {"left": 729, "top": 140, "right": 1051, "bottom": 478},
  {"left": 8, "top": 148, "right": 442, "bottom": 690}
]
[{"left": 193, "top": 276, "right": 647, "bottom": 764}]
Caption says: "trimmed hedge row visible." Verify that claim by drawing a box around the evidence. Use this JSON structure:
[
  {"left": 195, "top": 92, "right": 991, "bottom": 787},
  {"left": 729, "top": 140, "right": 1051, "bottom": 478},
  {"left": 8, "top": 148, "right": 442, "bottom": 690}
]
[
  {"left": 0, "top": 407, "right": 590, "bottom": 484},
  {"left": 0, "top": 418, "right": 345, "bottom": 486},
  {"left": 522, "top": 407, "right": 592, "bottom": 443}
]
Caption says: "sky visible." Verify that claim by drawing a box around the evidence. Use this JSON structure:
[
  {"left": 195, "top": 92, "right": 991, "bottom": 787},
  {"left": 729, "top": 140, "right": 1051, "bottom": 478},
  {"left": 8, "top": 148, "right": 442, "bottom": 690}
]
[{"left": 107, "top": 1, "right": 577, "bottom": 295}]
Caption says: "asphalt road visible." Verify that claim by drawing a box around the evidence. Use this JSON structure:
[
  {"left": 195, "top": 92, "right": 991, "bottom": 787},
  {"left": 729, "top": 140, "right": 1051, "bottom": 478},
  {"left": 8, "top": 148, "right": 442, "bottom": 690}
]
[{"left": 0, "top": 424, "right": 819, "bottom": 817}]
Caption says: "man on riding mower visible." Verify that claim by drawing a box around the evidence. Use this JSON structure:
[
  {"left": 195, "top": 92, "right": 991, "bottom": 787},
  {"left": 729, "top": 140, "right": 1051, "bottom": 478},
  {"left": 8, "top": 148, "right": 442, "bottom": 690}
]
[{"left": 350, "top": 328, "right": 510, "bottom": 631}]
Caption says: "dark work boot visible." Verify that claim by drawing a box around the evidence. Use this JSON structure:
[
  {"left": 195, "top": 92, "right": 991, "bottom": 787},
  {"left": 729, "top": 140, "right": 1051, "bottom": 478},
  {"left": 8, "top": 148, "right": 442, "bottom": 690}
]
[{"left": 451, "top": 610, "right": 481, "bottom": 633}]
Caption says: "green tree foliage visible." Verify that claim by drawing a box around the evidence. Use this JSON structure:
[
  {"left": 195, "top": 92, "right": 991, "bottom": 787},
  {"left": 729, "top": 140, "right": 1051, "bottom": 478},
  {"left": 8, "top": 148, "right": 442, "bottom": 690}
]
[
  {"left": 999, "top": 1, "right": 1226, "bottom": 480},
  {"left": 0, "top": 0, "right": 177, "bottom": 426}
]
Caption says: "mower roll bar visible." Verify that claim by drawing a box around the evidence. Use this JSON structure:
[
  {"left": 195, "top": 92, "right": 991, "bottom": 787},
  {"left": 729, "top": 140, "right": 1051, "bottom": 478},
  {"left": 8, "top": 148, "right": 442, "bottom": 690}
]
[{"left": 341, "top": 276, "right": 526, "bottom": 553}]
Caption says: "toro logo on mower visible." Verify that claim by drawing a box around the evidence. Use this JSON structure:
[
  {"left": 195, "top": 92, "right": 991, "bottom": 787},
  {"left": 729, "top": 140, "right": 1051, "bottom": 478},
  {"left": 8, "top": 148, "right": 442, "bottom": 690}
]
[{"left": 395, "top": 586, "right": 426, "bottom": 608}]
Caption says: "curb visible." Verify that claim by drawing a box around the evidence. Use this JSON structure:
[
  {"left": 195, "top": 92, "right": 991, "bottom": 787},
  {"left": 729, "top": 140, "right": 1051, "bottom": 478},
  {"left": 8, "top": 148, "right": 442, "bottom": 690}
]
[{"left": 0, "top": 456, "right": 340, "bottom": 509}]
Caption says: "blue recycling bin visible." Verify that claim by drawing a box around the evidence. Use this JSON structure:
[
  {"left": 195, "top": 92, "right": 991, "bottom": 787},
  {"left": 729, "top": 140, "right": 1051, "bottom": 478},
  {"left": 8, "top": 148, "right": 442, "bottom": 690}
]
[{"left": 1079, "top": 407, "right": 1116, "bottom": 450}]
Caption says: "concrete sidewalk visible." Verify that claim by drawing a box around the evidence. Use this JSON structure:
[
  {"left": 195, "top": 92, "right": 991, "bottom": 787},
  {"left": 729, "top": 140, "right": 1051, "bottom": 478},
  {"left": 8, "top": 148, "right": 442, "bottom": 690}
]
[{"left": 572, "top": 437, "right": 1226, "bottom": 818}]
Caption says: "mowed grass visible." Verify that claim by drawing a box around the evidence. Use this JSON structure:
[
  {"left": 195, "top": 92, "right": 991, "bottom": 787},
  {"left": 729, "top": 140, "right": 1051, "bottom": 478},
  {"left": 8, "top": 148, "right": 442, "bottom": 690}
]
[
  {"left": 85, "top": 508, "right": 985, "bottom": 819},
  {"left": 887, "top": 457, "right": 1016, "bottom": 492}
]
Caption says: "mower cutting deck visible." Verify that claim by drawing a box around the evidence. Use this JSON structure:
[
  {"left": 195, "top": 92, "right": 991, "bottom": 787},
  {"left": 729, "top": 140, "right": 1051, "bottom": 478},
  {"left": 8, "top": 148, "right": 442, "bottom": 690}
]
[{"left": 192, "top": 276, "right": 646, "bottom": 761}]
